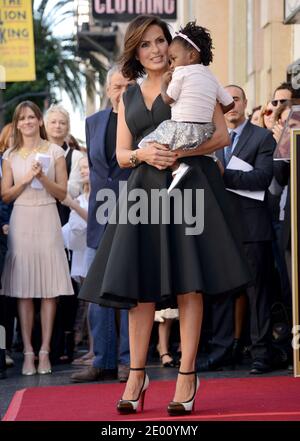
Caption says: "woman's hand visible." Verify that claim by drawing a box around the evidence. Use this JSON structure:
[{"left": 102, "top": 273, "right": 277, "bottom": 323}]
[
  {"left": 272, "top": 122, "right": 284, "bottom": 143},
  {"left": 139, "top": 142, "right": 178, "bottom": 170},
  {"left": 32, "top": 160, "right": 43, "bottom": 179}
]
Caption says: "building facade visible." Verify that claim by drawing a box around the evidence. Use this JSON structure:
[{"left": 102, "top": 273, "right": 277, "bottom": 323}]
[
  {"left": 177, "top": 0, "right": 300, "bottom": 111},
  {"left": 79, "top": 0, "right": 300, "bottom": 114}
]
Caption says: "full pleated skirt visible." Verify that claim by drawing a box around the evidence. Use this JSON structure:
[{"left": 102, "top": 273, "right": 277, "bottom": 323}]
[
  {"left": 79, "top": 156, "right": 251, "bottom": 309},
  {"left": 138, "top": 120, "right": 215, "bottom": 150},
  {"left": 1, "top": 203, "right": 74, "bottom": 298}
]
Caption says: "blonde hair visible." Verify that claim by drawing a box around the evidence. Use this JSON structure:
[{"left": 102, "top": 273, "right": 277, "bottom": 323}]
[{"left": 44, "top": 104, "right": 70, "bottom": 133}]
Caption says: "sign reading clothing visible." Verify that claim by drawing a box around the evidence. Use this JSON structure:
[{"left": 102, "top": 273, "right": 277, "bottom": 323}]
[
  {"left": 92, "top": 0, "right": 177, "bottom": 21},
  {"left": 0, "top": 0, "right": 36, "bottom": 82}
]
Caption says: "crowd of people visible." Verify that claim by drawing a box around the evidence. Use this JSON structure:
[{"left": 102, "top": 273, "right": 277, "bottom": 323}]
[{"left": 0, "top": 14, "right": 299, "bottom": 416}]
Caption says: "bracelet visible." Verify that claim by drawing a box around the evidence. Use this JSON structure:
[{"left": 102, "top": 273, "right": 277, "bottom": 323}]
[{"left": 129, "top": 150, "right": 139, "bottom": 168}]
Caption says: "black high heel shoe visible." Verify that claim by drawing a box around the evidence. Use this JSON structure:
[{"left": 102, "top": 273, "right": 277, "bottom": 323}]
[
  {"left": 117, "top": 367, "right": 149, "bottom": 414},
  {"left": 167, "top": 370, "right": 200, "bottom": 416}
]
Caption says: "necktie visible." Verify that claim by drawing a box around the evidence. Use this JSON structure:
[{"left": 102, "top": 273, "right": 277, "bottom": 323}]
[{"left": 224, "top": 131, "right": 237, "bottom": 166}]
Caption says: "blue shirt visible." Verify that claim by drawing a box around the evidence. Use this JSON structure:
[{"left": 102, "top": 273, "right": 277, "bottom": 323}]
[{"left": 228, "top": 119, "right": 248, "bottom": 153}]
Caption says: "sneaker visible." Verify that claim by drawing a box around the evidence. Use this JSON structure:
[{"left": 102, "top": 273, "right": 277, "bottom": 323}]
[
  {"left": 167, "top": 162, "right": 190, "bottom": 194},
  {"left": 70, "top": 366, "right": 117, "bottom": 383}
]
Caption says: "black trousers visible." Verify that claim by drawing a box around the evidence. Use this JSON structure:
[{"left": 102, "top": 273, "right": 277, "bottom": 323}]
[
  {"left": 50, "top": 279, "right": 78, "bottom": 362},
  {"left": 244, "top": 241, "right": 273, "bottom": 360},
  {"left": 209, "top": 241, "right": 273, "bottom": 362}
]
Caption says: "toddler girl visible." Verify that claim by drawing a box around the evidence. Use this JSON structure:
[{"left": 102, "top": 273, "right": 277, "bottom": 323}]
[{"left": 138, "top": 21, "right": 234, "bottom": 192}]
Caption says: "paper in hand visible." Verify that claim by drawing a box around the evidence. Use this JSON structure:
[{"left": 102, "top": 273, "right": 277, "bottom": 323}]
[
  {"left": 31, "top": 153, "right": 51, "bottom": 190},
  {"left": 225, "top": 155, "right": 265, "bottom": 201}
]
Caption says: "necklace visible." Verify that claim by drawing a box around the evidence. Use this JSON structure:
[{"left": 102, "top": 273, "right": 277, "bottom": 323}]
[{"left": 17, "top": 142, "right": 49, "bottom": 159}]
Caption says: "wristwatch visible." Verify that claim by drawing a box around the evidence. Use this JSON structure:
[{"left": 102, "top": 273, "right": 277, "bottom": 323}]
[{"left": 129, "top": 150, "right": 139, "bottom": 168}]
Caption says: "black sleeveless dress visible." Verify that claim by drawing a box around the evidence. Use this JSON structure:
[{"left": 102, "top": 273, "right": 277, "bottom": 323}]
[{"left": 79, "top": 84, "right": 251, "bottom": 309}]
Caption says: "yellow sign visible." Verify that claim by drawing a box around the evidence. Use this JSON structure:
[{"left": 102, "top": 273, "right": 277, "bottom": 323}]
[{"left": 0, "top": 0, "right": 36, "bottom": 82}]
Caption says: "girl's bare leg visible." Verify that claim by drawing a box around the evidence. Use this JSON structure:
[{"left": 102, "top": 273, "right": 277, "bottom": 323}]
[{"left": 157, "top": 319, "right": 173, "bottom": 364}]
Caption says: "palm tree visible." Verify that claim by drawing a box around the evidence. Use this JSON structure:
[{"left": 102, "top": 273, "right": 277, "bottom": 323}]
[{"left": 2, "top": 0, "right": 106, "bottom": 123}]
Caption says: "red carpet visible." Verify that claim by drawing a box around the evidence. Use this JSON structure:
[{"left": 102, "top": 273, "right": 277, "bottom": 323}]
[{"left": 3, "top": 376, "right": 300, "bottom": 421}]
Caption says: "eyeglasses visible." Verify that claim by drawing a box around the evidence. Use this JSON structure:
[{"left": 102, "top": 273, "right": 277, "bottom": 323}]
[
  {"left": 271, "top": 99, "right": 289, "bottom": 107},
  {"left": 264, "top": 109, "right": 273, "bottom": 117}
]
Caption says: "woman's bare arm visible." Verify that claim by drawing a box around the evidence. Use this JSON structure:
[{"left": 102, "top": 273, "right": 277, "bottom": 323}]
[
  {"left": 116, "top": 97, "right": 177, "bottom": 170},
  {"left": 1, "top": 159, "right": 34, "bottom": 204}
]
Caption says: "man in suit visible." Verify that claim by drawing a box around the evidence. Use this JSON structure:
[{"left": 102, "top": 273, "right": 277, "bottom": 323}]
[
  {"left": 199, "top": 85, "right": 276, "bottom": 374},
  {"left": 71, "top": 66, "right": 132, "bottom": 383}
]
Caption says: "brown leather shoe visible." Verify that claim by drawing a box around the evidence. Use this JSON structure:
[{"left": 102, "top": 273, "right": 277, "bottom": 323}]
[
  {"left": 70, "top": 366, "right": 117, "bottom": 383},
  {"left": 118, "top": 364, "right": 130, "bottom": 383}
]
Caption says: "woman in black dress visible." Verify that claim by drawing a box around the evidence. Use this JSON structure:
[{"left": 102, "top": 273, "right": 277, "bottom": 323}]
[{"left": 79, "top": 15, "right": 250, "bottom": 416}]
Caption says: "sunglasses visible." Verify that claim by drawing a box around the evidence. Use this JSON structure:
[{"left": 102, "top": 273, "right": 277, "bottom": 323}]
[
  {"left": 264, "top": 109, "right": 273, "bottom": 117},
  {"left": 271, "top": 99, "right": 289, "bottom": 107}
]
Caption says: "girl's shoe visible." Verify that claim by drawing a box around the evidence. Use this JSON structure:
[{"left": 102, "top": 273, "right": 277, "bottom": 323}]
[
  {"left": 37, "top": 350, "right": 52, "bottom": 375},
  {"left": 22, "top": 352, "right": 37, "bottom": 376},
  {"left": 117, "top": 368, "right": 149, "bottom": 414},
  {"left": 160, "top": 353, "right": 178, "bottom": 368},
  {"left": 167, "top": 371, "right": 200, "bottom": 416}
]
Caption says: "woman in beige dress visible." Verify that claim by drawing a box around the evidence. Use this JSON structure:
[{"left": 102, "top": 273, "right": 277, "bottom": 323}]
[{"left": 1, "top": 101, "right": 74, "bottom": 376}]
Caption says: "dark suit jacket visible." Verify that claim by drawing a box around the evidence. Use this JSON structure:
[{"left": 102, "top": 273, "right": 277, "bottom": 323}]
[
  {"left": 216, "top": 120, "right": 276, "bottom": 242},
  {"left": 86, "top": 109, "right": 131, "bottom": 249}
]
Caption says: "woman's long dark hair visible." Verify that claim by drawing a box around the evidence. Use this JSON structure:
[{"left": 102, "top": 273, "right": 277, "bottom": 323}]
[{"left": 120, "top": 15, "right": 172, "bottom": 80}]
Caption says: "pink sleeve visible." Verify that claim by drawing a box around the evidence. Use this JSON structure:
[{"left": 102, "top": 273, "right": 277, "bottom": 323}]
[
  {"left": 166, "top": 68, "right": 185, "bottom": 102},
  {"left": 51, "top": 144, "right": 65, "bottom": 161},
  {"left": 217, "top": 84, "right": 233, "bottom": 106},
  {"left": 2, "top": 148, "right": 12, "bottom": 162}
]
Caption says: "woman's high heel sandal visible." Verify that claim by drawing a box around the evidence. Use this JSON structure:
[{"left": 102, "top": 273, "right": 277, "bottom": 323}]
[
  {"left": 167, "top": 371, "right": 200, "bottom": 416},
  {"left": 22, "top": 352, "right": 37, "bottom": 376},
  {"left": 117, "top": 367, "right": 149, "bottom": 414},
  {"left": 37, "top": 350, "right": 52, "bottom": 375}
]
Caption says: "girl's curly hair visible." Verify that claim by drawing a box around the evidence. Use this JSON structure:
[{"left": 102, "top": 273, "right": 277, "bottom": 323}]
[{"left": 173, "top": 21, "right": 214, "bottom": 66}]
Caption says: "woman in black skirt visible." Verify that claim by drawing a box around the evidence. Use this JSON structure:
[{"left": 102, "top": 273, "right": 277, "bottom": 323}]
[{"left": 79, "top": 15, "right": 250, "bottom": 416}]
